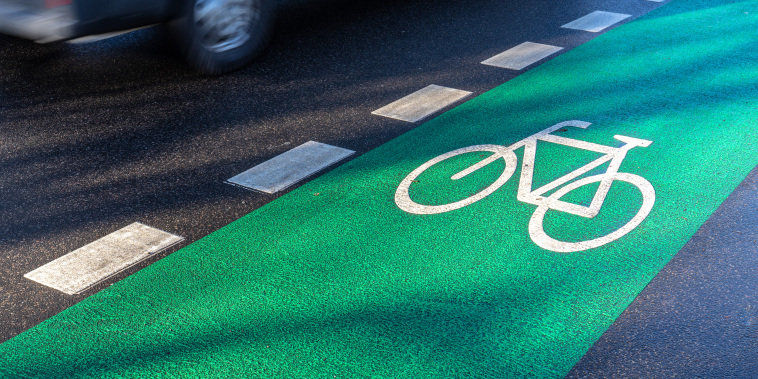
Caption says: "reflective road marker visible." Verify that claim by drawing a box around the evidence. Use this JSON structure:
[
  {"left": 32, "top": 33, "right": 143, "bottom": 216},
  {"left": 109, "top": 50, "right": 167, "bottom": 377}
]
[
  {"left": 562, "top": 11, "right": 632, "bottom": 33},
  {"left": 372, "top": 84, "right": 472, "bottom": 123},
  {"left": 227, "top": 141, "right": 355, "bottom": 194},
  {"left": 24, "top": 223, "right": 183, "bottom": 295},
  {"left": 482, "top": 42, "right": 563, "bottom": 70}
]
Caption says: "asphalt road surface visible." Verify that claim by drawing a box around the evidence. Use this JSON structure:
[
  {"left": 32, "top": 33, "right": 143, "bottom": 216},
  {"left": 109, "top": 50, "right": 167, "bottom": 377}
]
[{"left": 3, "top": 0, "right": 757, "bottom": 377}]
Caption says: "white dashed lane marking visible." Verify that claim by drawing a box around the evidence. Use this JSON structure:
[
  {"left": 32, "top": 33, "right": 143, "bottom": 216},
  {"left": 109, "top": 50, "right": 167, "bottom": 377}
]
[
  {"left": 482, "top": 42, "right": 564, "bottom": 70},
  {"left": 227, "top": 141, "right": 355, "bottom": 194},
  {"left": 24, "top": 223, "right": 183, "bottom": 295},
  {"left": 372, "top": 85, "right": 472, "bottom": 123},
  {"left": 562, "top": 11, "right": 632, "bottom": 33}
]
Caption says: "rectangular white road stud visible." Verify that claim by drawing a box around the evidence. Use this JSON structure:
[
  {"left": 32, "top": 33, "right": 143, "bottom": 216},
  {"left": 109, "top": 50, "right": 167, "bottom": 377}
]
[
  {"left": 227, "top": 141, "right": 355, "bottom": 194},
  {"left": 562, "top": 11, "right": 632, "bottom": 33},
  {"left": 372, "top": 85, "right": 472, "bottom": 123},
  {"left": 24, "top": 223, "right": 183, "bottom": 295},
  {"left": 482, "top": 42, "right": 564, "bottom": 70}
]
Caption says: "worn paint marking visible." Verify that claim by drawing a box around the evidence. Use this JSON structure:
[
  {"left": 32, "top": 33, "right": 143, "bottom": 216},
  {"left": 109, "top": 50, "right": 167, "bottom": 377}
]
[
  {"left": 227, "top": 141, "right": 355, "bottom": 194},
  {"left": 24, "top": 223, "right": 183, "bottom": 295}
]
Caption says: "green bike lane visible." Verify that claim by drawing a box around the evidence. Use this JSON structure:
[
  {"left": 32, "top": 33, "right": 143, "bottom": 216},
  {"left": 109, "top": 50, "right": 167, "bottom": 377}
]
[{"left": 2, "top": 0, "right": 758, "bottom": 377}]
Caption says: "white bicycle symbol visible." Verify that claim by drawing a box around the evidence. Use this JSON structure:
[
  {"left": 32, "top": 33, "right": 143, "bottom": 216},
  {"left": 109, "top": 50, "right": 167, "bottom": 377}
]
[{"left": 395, "top": 120, "right": 656, "bottom": 253}]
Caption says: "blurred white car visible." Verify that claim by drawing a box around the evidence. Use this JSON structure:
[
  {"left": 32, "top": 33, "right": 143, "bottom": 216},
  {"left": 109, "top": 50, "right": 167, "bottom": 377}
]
[{"left": 0, "top": 0, "right": 275, "bottom": 74}]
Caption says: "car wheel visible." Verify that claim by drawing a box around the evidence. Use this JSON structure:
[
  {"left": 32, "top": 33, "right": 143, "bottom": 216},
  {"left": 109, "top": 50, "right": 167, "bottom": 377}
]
[{"left": 170, "top": 0, "right": 274, "bottom": 74}]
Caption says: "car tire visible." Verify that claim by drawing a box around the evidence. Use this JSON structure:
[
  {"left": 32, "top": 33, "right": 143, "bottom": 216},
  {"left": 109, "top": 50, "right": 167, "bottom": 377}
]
[{"left": 169, "top": 0, "right": 275, "bottom": 74}]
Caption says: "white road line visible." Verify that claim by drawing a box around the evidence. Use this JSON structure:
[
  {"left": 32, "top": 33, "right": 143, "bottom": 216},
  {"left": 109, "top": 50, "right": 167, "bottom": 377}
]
[
  {"left": 561, "top": 11, "right": 632, "bottom": 33},
  {"left": 372, "top": 85, "right": 472, "bottom": 123},
  {"left": 24, "top": 223, "right": 183, "bottom": 295},
  {"left": 227, "top": 141, "right": 355, "bottom": 194},
  {"left": 482, "top": 42, "right": 564, "bottom": 70}
]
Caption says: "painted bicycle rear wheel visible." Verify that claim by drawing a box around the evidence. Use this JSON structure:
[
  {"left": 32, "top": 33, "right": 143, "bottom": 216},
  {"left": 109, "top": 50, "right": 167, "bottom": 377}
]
[{"left": 395, "top": 145, "right": 517, "bottom": 215}]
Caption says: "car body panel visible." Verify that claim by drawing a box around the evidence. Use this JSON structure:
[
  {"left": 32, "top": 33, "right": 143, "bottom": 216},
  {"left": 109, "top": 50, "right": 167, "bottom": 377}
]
[{"left": 0, "top": 0, "right": 176, "bottom": 42}]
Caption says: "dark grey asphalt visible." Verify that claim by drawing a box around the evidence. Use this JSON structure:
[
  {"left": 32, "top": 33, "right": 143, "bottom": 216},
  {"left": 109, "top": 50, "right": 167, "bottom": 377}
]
[
  {"left": 568, "top": 165, "right": 758, "bottom": 378},
  {"left": 6, "top": 0, "right": 753, "bottom": 377}
]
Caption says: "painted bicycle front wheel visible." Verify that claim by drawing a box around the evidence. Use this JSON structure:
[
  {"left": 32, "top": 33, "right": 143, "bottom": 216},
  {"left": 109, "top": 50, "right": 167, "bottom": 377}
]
[{"left": 528, "top": 173, "right": 655, "bottom": 253}]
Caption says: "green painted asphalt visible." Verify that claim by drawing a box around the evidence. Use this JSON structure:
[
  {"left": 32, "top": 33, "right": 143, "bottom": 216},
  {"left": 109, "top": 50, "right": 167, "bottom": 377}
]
[{"left": 3, "top": 0, "right": 758, "bottom": 377}]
